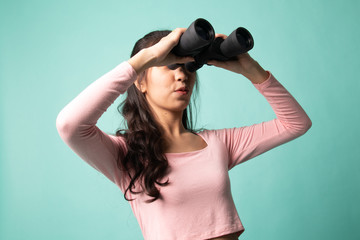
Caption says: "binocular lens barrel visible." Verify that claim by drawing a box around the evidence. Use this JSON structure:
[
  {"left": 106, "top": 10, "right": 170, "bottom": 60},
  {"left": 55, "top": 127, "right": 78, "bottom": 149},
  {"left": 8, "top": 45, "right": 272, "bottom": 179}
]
[
  {"left": 220, "top": 27, "right": 254, "bottom": 58},
  {"left": 236, "top": 27, "right": 254, "bottom": 50},
  {"left": 172, "top": 18, "right": 215, "bottom": 56},
  {"left": 170, "top": 18, "right": 254, "bottom": 72},
  {"left": 195, "top": 20, "right": 214, "bottom": 41}
]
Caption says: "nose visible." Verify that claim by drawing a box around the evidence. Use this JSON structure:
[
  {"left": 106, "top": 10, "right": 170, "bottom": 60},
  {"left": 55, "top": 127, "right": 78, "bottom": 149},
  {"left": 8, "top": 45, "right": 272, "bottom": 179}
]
[{"left": 174, "top": 66, "right": 188, "bottom": 82}]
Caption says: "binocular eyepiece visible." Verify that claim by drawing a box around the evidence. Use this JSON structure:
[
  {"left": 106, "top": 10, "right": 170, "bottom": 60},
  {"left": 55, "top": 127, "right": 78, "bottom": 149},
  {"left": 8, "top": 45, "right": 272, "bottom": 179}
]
[{"left": 168, "top": 18, "right": 254, "bottom": 72}]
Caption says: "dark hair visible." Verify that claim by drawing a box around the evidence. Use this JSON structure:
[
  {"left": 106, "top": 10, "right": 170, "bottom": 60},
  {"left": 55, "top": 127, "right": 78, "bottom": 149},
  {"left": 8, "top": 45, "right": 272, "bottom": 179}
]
[{"left": 115, "top": 30, "right": 204, "bottom": 203}]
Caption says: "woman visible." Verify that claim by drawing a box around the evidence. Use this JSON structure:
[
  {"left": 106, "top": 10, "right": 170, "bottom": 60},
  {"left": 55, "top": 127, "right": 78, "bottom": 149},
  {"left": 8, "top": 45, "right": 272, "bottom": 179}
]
[{"left": 56, "top": 28, "right": 312, "bottom": 240}]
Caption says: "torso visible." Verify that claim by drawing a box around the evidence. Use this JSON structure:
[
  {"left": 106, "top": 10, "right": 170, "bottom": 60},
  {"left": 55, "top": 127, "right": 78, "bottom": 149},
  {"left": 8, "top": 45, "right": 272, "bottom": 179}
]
[{"left": 165, "top": 133, "right": 239, "bottom": 240}]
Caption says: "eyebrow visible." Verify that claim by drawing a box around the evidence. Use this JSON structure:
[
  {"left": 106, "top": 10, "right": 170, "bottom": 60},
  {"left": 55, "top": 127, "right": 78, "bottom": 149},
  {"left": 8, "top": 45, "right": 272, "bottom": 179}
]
[
  {"left": 166, "top": 63, "right": 197, "bottom": 75},
  {"left": 167, "top": 63, "right": 184, "bottom": 69}
]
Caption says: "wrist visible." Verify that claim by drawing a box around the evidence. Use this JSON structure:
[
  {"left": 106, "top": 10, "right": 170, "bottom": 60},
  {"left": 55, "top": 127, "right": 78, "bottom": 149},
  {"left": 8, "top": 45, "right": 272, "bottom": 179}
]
[
  {"left": 127, "top": 49, "right": 157, "bottom": 75},
  {"left": 241, "top": 62, "right": 269, "bottom": 84}
]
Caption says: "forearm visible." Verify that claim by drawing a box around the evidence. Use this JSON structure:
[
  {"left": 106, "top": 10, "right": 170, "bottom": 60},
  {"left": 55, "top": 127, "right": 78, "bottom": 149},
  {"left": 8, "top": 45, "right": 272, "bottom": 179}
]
[
  {"left": 251, "top": 71, "right": 312, "bottom": 134},
  {"left": 56, "top": 61, "right": 137, "bottom": 134}
]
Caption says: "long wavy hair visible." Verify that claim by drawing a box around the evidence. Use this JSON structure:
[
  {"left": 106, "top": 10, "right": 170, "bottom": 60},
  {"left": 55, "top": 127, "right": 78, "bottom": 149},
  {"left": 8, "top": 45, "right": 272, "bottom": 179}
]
[{"left": 115, "top": 30, "right": 204, "bottom": 203}]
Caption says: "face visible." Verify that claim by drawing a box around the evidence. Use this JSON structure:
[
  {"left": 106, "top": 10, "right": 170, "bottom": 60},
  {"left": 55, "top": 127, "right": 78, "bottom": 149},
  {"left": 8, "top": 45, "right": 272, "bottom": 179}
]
[{"left": 136, "top": 65, "right": 196, "bottom": 114}]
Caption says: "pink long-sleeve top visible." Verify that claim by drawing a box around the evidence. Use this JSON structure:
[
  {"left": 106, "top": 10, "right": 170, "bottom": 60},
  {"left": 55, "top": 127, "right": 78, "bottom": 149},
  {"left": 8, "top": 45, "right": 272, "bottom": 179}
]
[{"left": 56, "top": 61, "right": 312, "bottom": 240}]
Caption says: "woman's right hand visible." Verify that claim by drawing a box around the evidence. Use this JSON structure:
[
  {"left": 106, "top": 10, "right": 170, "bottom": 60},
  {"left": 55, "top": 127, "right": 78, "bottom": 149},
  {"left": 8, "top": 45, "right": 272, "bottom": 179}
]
[
  {"left": 147, "top": 28, "right": 195, "bottom": 67},
  {"left": 128, "top": 28, "right": 195, "bottom": 75}
]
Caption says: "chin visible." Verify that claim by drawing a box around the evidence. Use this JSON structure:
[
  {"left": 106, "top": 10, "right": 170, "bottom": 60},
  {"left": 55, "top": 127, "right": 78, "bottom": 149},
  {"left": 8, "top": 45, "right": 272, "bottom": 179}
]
[{"left": 169, "top": 104, "right": 189, "bottom": 112}]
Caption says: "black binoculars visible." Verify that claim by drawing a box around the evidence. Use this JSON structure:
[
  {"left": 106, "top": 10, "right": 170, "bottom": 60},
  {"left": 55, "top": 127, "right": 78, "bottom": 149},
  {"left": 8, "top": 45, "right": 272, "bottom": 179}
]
[{"left": 168, "top": 18, "right": 254, "bottom": 72}]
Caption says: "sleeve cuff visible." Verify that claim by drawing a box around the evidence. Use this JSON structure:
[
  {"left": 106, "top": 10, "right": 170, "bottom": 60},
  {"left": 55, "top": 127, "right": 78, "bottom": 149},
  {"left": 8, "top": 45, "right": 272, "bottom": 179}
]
[
  {"left": 123, "top": 60, "right": 138, "bottom": 79},
  {"left": 104, "top": 61, "right": 139, "bottom": 94},
  {"left": 252, "top": 71, "right": 276, "bottom": 91}
]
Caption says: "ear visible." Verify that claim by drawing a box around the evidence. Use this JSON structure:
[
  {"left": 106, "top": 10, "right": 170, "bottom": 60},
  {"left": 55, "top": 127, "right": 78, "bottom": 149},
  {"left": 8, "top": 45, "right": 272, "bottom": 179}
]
[{"left": 134, "top": 77, "right": 147, "bottom": 93}]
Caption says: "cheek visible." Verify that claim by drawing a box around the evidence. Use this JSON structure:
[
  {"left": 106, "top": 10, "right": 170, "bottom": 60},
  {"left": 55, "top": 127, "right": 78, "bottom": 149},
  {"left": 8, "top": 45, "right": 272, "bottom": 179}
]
[
  {"left": 147, "top": 76, "right": 173, "bottom": 99},
  {"left": 146, "top": 83, "right": 170, "bottom": 102}
]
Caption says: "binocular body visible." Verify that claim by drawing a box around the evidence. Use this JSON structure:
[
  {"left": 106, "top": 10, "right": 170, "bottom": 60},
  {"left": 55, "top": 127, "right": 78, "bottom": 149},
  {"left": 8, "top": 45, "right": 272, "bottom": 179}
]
[{"left": 169, "top": 18, "right": 254, "bottom": 72}]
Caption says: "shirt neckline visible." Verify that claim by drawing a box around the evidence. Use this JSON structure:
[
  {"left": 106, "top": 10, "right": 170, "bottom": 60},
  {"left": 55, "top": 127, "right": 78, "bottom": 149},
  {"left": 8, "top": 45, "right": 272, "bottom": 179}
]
[{"left": 164, "top": 132, "right": 209, "bottom": 156}]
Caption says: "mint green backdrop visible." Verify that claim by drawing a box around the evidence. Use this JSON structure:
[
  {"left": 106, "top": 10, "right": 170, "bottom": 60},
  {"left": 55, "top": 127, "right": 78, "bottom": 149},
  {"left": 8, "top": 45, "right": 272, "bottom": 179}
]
[{"left": 1, "top": 0, "right": 359, "bottom": 239}]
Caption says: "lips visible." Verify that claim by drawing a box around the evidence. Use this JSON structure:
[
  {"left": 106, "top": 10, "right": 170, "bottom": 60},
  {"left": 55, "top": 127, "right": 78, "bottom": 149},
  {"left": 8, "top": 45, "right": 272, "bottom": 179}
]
[{"left": 175, "top": 86, "right": 189, "bottom": 92}]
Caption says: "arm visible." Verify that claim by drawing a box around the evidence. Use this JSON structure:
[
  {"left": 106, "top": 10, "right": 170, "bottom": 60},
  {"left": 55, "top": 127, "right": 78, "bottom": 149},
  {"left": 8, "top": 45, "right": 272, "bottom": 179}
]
[
  {"left": 56, "top": 28, "right": 194, "bottom": 187},
  {"left": 55, "top": 61, "right": 138, "bottom": 187},
  {"left": 210, "top": 71, "right": 312, "bottom": 170},
  {"left": 207, "top": 34, "right": 312, "bottom": 169}
]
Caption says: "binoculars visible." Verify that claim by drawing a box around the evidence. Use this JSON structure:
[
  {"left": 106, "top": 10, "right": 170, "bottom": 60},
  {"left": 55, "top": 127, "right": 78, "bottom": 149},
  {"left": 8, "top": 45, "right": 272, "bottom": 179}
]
[{"left": 168, "top": 18, "right": 254, "bottom": 72}]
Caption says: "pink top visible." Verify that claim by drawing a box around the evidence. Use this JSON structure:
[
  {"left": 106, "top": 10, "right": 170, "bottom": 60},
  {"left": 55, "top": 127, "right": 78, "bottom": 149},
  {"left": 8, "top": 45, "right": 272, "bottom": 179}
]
[{"left": 56, "top": 61, "right": 312, "bottom": 240}]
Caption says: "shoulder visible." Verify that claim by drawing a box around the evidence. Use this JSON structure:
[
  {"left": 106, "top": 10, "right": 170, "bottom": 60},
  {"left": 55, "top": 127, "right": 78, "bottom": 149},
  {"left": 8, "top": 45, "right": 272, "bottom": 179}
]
[
  {"left": 196, "top": 127, "right": 234, "bottom": 137},
  {"left": 195, "top": 127, "right": 226, "bottom": 141},
  {"left": 196, "top": 127, "right": 241, "bottom": 145}
]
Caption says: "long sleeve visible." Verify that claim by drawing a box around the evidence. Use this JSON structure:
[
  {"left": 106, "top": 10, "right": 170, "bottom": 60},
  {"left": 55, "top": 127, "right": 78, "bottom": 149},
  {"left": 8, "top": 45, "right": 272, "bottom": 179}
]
[
  {"left": 56, "top": 61, "right": 137, "bottom": 187},
  {"left": 209, "top": 71, "right": 312, "bottom": 170}
]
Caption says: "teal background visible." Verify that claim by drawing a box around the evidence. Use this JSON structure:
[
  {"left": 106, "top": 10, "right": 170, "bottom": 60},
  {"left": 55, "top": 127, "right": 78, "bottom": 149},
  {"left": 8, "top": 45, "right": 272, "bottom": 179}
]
[{"left": 1, "top": 0, "right": 359, "bottom": 239}]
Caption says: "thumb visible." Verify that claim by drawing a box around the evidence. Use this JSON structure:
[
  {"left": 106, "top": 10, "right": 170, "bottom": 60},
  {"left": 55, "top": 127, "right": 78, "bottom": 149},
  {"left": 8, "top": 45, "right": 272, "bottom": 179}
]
[{"left": 206, "top": 60, "right": 226, "bottom": 68}]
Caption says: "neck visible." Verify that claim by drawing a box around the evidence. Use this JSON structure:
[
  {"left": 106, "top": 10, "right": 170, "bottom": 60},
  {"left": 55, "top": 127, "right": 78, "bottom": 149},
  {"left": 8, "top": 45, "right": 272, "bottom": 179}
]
[{"left": 151, "top": 107, "right": 188, "bottom": 139}]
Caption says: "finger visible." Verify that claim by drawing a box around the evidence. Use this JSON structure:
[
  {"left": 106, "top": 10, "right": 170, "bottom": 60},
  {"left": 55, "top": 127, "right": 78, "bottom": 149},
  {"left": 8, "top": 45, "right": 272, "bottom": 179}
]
[
  {"left": 176, "top": 28, "right": 187, "bottom": 33},
  {"left": 215, "top": 33, "right": 228, "bottom": 39},
  {"left": 171, "top": 28, "right": 187, "bottom": 37},
  {"left": 206, "top": 60, "right": 224, "bottom": 67},
  {"left": 168, "top": 28, "right": 187, "bottom": 45},
  {"left": 174, "top": 56, "right": 195, "bottom": 64}
]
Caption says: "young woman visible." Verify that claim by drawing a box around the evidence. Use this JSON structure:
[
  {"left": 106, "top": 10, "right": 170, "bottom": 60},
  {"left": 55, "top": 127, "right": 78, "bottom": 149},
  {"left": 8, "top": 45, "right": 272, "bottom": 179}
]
[{"left": 56, "top": 28, "right": 312, "bottom": 240}]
